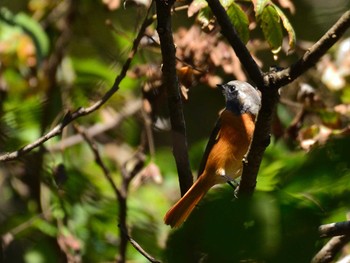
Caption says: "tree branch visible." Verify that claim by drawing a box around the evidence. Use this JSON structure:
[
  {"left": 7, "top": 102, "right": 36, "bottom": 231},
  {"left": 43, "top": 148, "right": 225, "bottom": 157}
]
[
  {"left": 267, "top": 10, "right": 350, "bottom": 88},
  {"left": 311, "top": 235, "right": 350, "bottom": 263},
  {"left": 73, "top": 124, "right": 122, "bottom": 201},
  {"left": 0, "top": 10, "right": 154, "bottom": 162},
  {"left": 319, "top": 221, "right": 350, "bottom": 238},
  {"left": 206, "top": 0, "right": 264, "bottom": 87},
  {"left": 312, "top": 220, "right": 350, "bottom": 263},
  {"left": 48, "top": 100, "right": 141, "bottom": 152},
  {"left": 238, "top": 85, "right": 279, "bottom": 196},
  {"left": 119, "top": 225, "right": 161, "bottom": 263},
  {"left": 74, "top": 123, "right": 148, "bottom": 263},
  {"left": 155, "top": 0, "right": 193, "bottom": 195}
]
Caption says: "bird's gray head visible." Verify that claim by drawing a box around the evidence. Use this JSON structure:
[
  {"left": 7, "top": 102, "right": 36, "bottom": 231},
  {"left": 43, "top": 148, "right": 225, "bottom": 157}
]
[{"left": 217, "top": 80, "right": 261, "bottom": 116}]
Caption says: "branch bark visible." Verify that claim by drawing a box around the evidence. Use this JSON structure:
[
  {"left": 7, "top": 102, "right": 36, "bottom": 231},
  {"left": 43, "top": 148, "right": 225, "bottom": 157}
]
[
  {"left": 319, "top": 221, "right": 350, "bottom": 238},
  {"left": 155, "top": 0, "right": 193, "bottom": 195},
  {"left": 312, "top": 220, "right": 350, "bottom": 263},
  {"left": 206, "top": 0, "right": 264, "bottom": 87},
  {"left": 311, "top": 235, "right": 350, "bottom": 263}
]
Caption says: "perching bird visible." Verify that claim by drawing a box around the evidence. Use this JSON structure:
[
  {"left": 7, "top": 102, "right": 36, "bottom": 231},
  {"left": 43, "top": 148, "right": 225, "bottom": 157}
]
[{"left": 164, "top": 80, "right": 261, "bottom": 228}]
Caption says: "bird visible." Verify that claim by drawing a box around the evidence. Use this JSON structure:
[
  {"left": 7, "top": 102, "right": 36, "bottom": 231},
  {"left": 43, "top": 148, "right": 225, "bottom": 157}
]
[{"left": 164, "top": 80, "right": 261, "bottom": 228}]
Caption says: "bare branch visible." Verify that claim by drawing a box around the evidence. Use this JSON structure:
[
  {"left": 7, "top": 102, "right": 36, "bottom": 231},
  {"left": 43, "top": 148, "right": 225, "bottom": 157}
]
[
  {"left": 48, "top": 100, "right": 142, "bottom": 152},
  {"left": 119, "top": 225, "right": 162, "bottom": 263},
  {"left": 0, "top": 9, "right": 154, "bottom": 163},
  {"left": 311, "top": 235, "right": 350, "bottom": 263},
  {"left": 155, "top": 0, "right": 193, "bottom": 195},
  {"left": 206, "top": 0, "right": 264, "bottom": 87},
  {"left": 319, "top": 221, "right": 350, "bottom": 238},
  {"left": 75, "top": 123, "right": 149, "bottom": 262},
  {"left": 312, "top": 220, "right": 350, "bottom": 263},
  {"left": 73, "top": 124, "right": 122, "bottom": 201},
  {"left": 267, "top": 10, "right": 350, "bottom": 88}
]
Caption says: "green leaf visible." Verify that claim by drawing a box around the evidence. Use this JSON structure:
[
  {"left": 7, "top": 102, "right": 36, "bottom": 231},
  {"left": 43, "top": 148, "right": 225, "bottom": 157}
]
[
  {"left": 32, "top": 218, "right": 58, "bottom": 237},
  {"left": 273, "top": 4, "right": 296, "bottom": 53},
  {"left": 226, "top": 2, "right": 250, "bottom": 44},
  {"left": 72, "top": 57, "right": 115, "bottom": 87},
  {"left": 0, "top": 8, "right": 49, "bottom": 64},
  {"left": 258, "top": 4, "right": 283, "bottom": 52},
  {"left": 219, "top": 0, "right": 234, "bottom": 9},
  {"left": 254, "top": 0, "right": 270, "bottom": 15}
]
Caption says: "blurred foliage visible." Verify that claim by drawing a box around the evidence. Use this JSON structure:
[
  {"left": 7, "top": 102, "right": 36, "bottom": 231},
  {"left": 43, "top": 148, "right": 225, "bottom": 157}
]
[{"left": 0, "top": 0, "right": 349, "bottom": 262}]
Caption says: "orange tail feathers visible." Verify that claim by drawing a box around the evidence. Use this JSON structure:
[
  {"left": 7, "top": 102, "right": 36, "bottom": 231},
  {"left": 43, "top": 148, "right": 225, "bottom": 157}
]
[{"left": 164, "top": 174, "right": 213, "bottom": 228}]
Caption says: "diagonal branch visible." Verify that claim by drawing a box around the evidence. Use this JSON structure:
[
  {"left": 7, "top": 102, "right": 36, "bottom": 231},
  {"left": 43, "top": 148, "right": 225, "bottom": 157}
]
[
  {"left": 311, "top": 235, "right": 350, "bottom": 263},
  {"left": 319, "top": 220, "right": 350, "bottom": 238},
  {"left": 155, "top": 0, "right": 193, "bottom": 195},
  {"left": 267, "top": 10, "right": 350, "bottom": 88},
  {"left": 0, "top": 9, "right": 155, "bottom": 163},
  {"left": 313, "top": 219, "right": 350, "bottom": 263},
  {"left": 119, "top": 225, "right": 161, "bottom": 263},
  {"left": 206, "top": 0, "right": 264, "bottom": 87},
  {"left": 48, "top": 100, "right": 141, "bottom": 152}
]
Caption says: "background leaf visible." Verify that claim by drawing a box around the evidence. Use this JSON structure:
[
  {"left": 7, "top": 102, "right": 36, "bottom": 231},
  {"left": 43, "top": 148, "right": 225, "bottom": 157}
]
[
  {"left": 226, "top": 2, "right": 250, "bottom": 44},
  {"left": 258, "top": 4, "right": 283, "bottom": 52}
]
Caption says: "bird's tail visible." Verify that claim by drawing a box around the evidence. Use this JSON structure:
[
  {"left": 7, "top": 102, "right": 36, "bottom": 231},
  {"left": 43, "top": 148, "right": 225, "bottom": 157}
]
[{"left": 164, "top": 174, "right": 212, "bottom": 228}]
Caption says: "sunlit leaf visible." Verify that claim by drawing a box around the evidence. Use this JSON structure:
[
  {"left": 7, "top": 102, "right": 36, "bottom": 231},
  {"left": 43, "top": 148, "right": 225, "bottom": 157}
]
[
  {"left": 258, "top": 4, "right": 283, "bottom": 52},
  {"left": 72, "top": 58, "right": 115, "bottom": 87},
  {"left": 254, "top": 0, "right": 270, "bottom": 15},
  {"left": 219, "top": 0, "right": 234, "bottom": 9},
  {"left": 226, "top": 2, "right": 250, "bottom": 44},
  {"left": 273, "top": 4, "right": 296, "bottom": 52},
  {"left": 33, "top": 218, "right": 58, "bottom": 237}
]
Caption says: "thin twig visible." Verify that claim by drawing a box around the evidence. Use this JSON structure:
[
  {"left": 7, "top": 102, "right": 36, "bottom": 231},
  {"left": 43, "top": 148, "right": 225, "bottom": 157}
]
[
  {"left": 155, "top": 0, "right": 193, "bottom": 195},
  {"left": 117, "top": 149, "right": 146, "bottom": 263},
  {"left": 48, "top": 100, "right": 142, "bottom": 152},
  {"left": 0, "top": 8, "right": 155, "bottom": 163},
  {"left": 74, "top": 123, "right": 147, "bottom": 263},
  {"left": 119, "top": 225, "right": 162, "bottom": 263},
  {"left": 73, "top": 124, "right": 122, "bottom": 201},
  {"left": 74, "top": 124, "right": 126, "bottom": 262}
]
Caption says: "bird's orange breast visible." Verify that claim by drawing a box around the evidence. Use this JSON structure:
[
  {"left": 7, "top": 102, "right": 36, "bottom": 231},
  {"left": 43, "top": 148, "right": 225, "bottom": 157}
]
[{"left": 205, "top": 110, "right": 256, "bottom": 183}]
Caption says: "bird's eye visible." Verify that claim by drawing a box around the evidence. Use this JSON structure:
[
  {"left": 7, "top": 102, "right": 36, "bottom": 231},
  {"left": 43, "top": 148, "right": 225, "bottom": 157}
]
[{"left": 228, "top": 85, "right": 236, "bottom": 93}]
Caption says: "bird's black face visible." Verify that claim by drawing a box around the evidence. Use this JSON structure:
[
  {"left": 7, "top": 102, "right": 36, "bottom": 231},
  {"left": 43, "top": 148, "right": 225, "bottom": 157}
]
[
  {"left": 217, "top": 83, "right": 238, "bottom": 99},
  {"left": 217, "top": 80, "right": 261, "bottom": 116}
]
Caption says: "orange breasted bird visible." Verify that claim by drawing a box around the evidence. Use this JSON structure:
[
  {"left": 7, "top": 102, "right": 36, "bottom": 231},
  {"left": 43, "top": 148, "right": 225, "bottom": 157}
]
[{"left": 164, "top": 80, "right": 261, "bottom": 228}]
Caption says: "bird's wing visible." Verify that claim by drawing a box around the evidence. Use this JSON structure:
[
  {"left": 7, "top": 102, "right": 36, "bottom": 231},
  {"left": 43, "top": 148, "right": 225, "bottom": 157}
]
[{"left": 197, "top": 117, "right": 222, "bottom": 178}]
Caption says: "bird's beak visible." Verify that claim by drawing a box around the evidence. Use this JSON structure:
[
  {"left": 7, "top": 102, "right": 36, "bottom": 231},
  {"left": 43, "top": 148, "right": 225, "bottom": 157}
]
[{"left": 216, "top": 84, "right": 224, "bottom": 90}]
